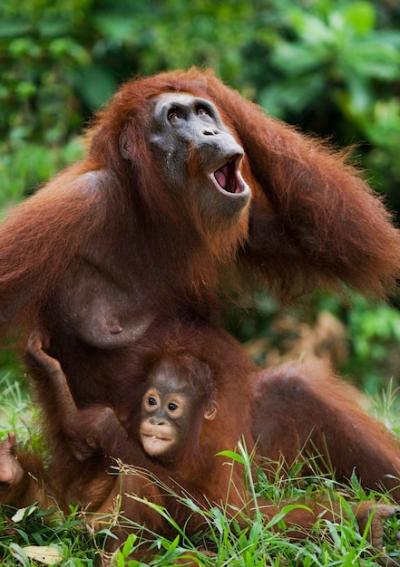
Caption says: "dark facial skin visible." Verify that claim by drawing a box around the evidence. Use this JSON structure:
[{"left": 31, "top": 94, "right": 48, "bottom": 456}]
[
  {"left": 139, "top": 360, "right": 217, "bottom": 460},
  {"left": 149, "top": 93, "right": 251, "bottom": 219}
]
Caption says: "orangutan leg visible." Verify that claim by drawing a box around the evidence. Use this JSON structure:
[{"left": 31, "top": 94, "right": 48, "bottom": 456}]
[{"left": 252, "top": 361, "right": 400, "bottom": 500}]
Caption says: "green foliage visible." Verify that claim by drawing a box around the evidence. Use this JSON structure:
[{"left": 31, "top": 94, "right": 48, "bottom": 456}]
[
  {"left": 344, "top": 296, "right": 400, "bottom": 393},
  {"left": 2, "top": 441, "right": 400, "bottom": 565},
  {"left": 255, "top": 0, "right": 400, "bottom": 202},
  {"left": 0, "top": 504, "right": 101, "bottom": 565}
]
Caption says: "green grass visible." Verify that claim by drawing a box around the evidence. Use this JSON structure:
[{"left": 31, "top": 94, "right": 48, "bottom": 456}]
[{"left": 1, "top": 361, "right": 400, "bottom": 566}]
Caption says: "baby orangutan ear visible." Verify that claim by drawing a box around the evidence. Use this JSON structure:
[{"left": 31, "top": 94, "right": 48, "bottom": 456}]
[{"left": 204, "top": 402, "right": 217, "bottom": 421}]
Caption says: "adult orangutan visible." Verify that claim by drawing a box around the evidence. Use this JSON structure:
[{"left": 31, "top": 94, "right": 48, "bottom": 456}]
[
  {"left": 0, "top": 69, "right": 400, "bottom": 536},
  {"left": 0, "top": 70, "right": 398, "bottom": 355}
]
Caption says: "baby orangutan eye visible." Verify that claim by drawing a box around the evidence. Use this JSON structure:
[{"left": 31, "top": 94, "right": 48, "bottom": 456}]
[
  {"left": 168, "top": 402, "right": 178, "bottom": 411},
  {"left": 148, "top": 397, "right": 157, "bottom": 406}
]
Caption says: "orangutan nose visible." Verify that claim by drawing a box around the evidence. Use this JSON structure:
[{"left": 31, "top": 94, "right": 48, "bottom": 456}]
[
  {"left": 202, "top": 128, "right": 220, "bottom": 136},
  {"left": 149, "top": 417, "right": 166, "bottom": 426}
]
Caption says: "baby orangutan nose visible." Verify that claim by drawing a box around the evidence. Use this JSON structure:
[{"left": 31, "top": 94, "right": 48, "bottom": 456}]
[{"left": 149, "top": 417, "right": 166, "bottom": 426}]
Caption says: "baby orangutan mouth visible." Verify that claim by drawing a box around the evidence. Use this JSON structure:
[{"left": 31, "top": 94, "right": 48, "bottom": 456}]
[{"left": 140, "top": 424, "right": 175, "bottom": 457}]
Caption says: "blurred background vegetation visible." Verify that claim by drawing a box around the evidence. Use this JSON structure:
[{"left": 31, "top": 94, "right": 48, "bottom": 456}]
[{"left": 1, "top": 0, "right": 400, "bottom": 393}]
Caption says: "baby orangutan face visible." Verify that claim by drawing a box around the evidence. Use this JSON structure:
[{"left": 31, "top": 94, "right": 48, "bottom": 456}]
[{"left": 139, "top": 360, "right": 217, "bottom": 460}]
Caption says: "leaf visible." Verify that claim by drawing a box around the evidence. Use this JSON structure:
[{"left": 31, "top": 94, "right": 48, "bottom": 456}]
[
  {"left": 124, "top": 495, "right": 185, "bottom": 537},
  {"left": 210, "top": 506, "right": 226, "bottom": 534},
  {"left": 272, "top": 42, "right": 326, "bottom": 74},
  {"left": 121, "top": 533, "right": 137, "bottom": 558},
  {"left": 216, "top": 450, "right": 245, "bottom": 464},
  {"left": 289, "top": 11, "right": 332, "bottom": 44},
  {"left": 9, "top": 544, "right": 29, "bottom": 567},
  {"left": 342, "top": 2, "right": 375, "bottom": 36},
  {"left": 23, "top": 546, "right": 62, "bottom": 565},
  {"left": 11, "top": 505, "right": 37, "bottom": 523}
]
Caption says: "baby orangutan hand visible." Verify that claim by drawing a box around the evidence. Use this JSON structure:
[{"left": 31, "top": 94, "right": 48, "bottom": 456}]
[{"left": 0, "top": 433, "right": 24, "bottom": 500}]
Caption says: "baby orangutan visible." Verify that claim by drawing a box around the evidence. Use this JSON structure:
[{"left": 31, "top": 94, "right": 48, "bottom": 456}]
[
  {"left": 139, "top": 359, "right": 217, "bottom": 462},
  {"left": 0, "top": 333, "right": 220, "bottom": 522},
  {"left": 25, "top": 333, "right": 218, "bottom": 467}
]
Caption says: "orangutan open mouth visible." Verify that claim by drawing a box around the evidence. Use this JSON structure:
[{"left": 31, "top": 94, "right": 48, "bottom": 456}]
[{"left": 212, "top": 155, "right": 246, "bottom": 195}]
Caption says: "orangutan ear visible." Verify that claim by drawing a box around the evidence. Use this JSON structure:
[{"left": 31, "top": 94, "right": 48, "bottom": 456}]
[
  {"left": 119, "top": 124, "right": 133, "bottom": 160},
  {"left": 204, "top": 402, "right": 217, "bottom": 421}
]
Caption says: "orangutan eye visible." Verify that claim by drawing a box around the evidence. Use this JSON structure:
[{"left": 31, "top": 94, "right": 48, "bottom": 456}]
[
  {"left": 167, "top": 108, "right": 184, "bottom": 122},
  {"left": 148, "top": 397, "right": 157, "bottom": 406},
  {"left": 197, "top": 106, "right": 211, "bottom": 118},
  {"left": 168, "top": 402, "right": 178, "bottom": 412}
]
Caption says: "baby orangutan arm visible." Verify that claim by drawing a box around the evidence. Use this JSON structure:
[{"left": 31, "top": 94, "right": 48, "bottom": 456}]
[{"left": 25, "top": 332, "right": 129, "bottom": 462}]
